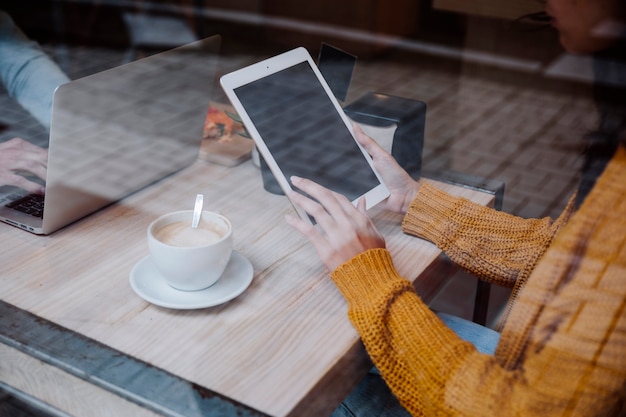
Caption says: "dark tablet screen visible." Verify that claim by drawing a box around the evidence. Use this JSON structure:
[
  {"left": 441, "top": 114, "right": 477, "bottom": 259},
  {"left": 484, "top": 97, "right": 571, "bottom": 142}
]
[{"left": 233, "top": 61, "right": 380, "bottom": 201}]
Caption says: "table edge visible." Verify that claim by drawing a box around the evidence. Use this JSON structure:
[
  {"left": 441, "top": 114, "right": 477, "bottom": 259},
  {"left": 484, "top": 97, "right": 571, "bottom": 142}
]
[{"left": 0, "top": 300, "right": 269, "bottom": 417}]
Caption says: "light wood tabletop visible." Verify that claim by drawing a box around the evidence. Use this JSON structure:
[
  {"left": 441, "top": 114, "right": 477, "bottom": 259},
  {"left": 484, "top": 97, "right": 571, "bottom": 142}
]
[{"left": 0, "top": 156, "right": 493, "bottom": 417}]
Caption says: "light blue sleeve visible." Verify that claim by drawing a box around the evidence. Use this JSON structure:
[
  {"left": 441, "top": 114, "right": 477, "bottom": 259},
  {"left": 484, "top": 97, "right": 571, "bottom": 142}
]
[{"left": 0, "top": 10, "right": 70, "bottom": 130}]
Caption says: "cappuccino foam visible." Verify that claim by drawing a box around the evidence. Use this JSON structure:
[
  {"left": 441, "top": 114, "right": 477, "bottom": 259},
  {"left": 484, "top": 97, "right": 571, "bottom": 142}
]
[{"left": 155, "top": 220, "right": 227, "bottom": 247}]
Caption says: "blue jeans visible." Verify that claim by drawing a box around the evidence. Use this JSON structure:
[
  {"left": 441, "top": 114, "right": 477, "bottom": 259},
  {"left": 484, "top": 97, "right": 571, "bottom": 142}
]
[
  {"left": 0, "top": 10, "right": 69, "bottom": 129},
  {"left": 331, "top": 312, "right": 500, "bottom": 417}
]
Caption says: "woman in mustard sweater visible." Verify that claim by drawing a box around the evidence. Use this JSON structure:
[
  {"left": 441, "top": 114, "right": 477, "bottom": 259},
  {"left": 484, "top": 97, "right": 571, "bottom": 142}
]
[{"left": 286, "top": 0, "right": 626, "bottom": 415}]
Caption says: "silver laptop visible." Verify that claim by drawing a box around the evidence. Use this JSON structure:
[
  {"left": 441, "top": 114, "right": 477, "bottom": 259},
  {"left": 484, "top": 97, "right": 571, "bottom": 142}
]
[{"left": 0, "top": 35, "right": 221, "bottom": 235}]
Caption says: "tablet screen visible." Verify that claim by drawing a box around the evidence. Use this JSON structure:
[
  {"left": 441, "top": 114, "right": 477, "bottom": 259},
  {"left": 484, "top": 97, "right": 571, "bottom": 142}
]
[{"left": 233, "top": 61, "right": 381, "bottom": 202}]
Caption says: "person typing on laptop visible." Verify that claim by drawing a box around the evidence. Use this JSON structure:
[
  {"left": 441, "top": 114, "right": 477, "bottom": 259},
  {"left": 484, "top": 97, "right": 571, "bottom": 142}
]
[
  {"left": 0, "top": 10, "right": 69, "bottom": 193},
  {"left": 1, "top": 34, "right": 220, "bottom": 234},
  {"left": 0, "top": 137, "right": 46, "bottom": 194}
]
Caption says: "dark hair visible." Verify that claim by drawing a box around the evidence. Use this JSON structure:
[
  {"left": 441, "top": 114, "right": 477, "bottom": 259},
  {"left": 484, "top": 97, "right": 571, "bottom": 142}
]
[
  {"left": 576, "top": 38, "right": 626, "bottom": 207},
  {"left": 514, "top": 3, "right": 626, "bottom": 207}
]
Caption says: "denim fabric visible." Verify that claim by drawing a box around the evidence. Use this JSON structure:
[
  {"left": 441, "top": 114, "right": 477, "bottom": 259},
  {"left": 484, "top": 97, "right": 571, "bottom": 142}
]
[
  {"left": 436, "top": 312, "right": 500, "bottom": 355},
  {"left": 331, "top": 312, "right": 500, "bottom": 417},
  {"left": 0, "top": 11, "right": 69, "bottom": 129}
]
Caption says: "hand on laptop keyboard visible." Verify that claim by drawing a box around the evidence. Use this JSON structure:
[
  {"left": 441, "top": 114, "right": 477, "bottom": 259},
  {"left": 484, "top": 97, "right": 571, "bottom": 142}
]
[{"left": 0, "top": 137, "right": 47, "bottom": 194}]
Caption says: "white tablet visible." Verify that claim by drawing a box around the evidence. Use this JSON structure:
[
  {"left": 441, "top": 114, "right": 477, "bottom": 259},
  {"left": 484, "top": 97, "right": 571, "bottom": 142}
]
[{"left": 220, "top": 47, "right": 389, "bottom": 223}]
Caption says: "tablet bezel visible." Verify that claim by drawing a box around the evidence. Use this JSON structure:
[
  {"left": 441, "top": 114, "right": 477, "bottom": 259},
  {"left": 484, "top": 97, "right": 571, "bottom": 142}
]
[{"left": 220, "top": 47, "right": 389, "bottom": 223}]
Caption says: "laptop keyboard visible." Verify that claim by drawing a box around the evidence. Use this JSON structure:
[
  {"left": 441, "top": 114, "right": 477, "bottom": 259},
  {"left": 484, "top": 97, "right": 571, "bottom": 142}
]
[{"left": 6, "top": 194, "right": 45, "bottom": 218}]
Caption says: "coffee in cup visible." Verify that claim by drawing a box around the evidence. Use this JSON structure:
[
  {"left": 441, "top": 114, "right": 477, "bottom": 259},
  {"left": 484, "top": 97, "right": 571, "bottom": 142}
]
[
  {"left": 154, "top": 219, "right": 226, "bottom": 247},
  {"left": 148, "top": 210, "right": 233, "bottom": 291}
]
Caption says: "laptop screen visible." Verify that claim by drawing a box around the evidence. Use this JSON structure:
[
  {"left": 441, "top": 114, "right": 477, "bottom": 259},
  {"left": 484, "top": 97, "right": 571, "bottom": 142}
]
[{"left": 0, "top": 35, "right": 221, "bottom": 234}]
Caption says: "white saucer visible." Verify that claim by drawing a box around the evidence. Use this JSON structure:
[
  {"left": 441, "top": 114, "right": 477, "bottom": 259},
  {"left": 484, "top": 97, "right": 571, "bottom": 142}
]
[{"left": 130, "top": 251, "right": 253, "bottom": 310}]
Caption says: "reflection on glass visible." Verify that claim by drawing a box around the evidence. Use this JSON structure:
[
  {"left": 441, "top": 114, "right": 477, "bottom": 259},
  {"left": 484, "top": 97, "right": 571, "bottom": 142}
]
[{"left": 235, "top": 62, "right": 379, "bottom": 202}]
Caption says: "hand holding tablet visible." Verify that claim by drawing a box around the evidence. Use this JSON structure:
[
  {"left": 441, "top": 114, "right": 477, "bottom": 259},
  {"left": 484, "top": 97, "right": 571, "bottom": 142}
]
[
  {"left": 285, "top": 175, "right": 387, "bottom": 271},
  {"left": 220, "top": 47, "right": 389, "bottom": 224}
]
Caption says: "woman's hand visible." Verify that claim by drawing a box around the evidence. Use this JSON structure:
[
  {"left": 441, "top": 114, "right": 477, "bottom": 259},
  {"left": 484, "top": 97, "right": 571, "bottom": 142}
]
[
  {"left": 286, "top": 176, "right": 386, "bottom": 271},
  {"left": 0, "top": 137, "right": 47, "bottom": 194},
  {"left": 354, "top": 125, "right": 421, "bottom": 214}
]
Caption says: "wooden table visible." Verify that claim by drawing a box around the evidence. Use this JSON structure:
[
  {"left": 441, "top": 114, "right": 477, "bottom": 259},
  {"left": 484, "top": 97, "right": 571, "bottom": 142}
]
[{"left": 0, "top": 157, "right": 493, "bottom": 417}]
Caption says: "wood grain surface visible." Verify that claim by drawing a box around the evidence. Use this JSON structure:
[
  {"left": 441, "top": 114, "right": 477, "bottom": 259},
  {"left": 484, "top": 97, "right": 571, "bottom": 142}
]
[{"left": 1, "top": 158, "right": 492, "bottom": 416}]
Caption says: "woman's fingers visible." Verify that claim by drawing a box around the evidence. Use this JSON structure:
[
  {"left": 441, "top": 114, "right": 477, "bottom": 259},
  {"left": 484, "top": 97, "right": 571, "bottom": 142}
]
[
  {"left": 284, "top": 213, "right": 327, "bottom": 249},
  {"left": 287, "top": 176, "right": 386, "bottom": 271},
  {"left": 290, "top": 176, "right": 353, "bottom": 222},
  {"left": 287, "top": 187, "right": 336, "bottom": 233}
]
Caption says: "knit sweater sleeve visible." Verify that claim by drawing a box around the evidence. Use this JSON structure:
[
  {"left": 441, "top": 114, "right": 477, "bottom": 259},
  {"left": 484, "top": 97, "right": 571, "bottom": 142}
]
[
  {"left": 331, "top": 245, "right": 626, "bottom": 417},
  {"left": 401, "top": 182, "right": 571, "bottom": 287},
  {"left": 331, "top": 249, "right": 524, "bottom": 416}
]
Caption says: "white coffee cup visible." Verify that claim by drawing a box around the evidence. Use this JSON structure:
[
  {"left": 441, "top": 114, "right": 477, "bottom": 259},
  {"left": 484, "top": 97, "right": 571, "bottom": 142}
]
[{"left": 148, "top": 210, "right": 233, "bottom": 291}]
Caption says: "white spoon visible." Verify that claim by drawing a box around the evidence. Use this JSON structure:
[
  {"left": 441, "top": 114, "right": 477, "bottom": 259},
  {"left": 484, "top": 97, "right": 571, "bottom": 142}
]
[{"left": 191, "top": 194, "right": 204, "bottom": 229}]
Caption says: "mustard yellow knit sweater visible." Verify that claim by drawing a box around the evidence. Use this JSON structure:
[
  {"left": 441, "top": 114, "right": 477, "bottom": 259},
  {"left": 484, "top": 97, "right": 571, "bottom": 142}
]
[{"left": 331, "top": 146, "right": 626, "bottom": 416}]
